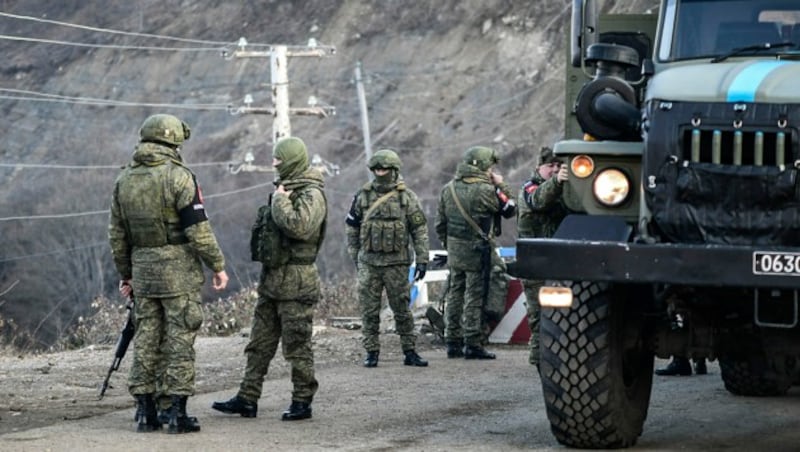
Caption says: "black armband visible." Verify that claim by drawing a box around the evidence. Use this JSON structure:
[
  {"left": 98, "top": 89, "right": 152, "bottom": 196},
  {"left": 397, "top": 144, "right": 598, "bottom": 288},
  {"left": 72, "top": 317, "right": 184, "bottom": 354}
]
[{"left": 179, "top": 176, "right": 209, "bottom": 229}]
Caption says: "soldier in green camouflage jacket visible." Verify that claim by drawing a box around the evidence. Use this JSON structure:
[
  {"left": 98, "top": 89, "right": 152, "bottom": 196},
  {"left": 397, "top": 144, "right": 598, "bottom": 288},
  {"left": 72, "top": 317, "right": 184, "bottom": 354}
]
[
  {"left": 345, "top": 149, "right": 430, "bottom": 368},
  {"left": 435, "top": 146, "right": 516, "bottom": 360},
  {"left": 517, "top": 146, "right": 569, "bottom": 368},
  {"left": 108, "top": 114, "right": 228, "bottom": 434},
  {"left": 213, "top": 137, "right": 327, "bottom": 422}
]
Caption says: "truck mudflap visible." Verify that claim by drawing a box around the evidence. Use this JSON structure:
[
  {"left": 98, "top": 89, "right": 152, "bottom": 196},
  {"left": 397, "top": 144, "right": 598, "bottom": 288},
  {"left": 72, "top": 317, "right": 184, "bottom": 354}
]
[{"left": 508, "top": 215, "right": 800, "bottom": 289}]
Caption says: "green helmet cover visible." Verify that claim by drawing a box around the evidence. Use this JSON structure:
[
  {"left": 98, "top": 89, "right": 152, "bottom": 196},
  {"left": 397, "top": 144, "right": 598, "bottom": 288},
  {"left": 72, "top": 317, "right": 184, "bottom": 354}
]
[
  {"left": 368, "top": 149, "right": 402, "bottom": 171},
  {"left": 463, "top": 146, "right": 498, "bottom": 171},
  {"left": 139, "top": 114, "right": 191, "bottom": 146},
  {"left": 273, "top": 136, "right": 309, "bottom": 180}
]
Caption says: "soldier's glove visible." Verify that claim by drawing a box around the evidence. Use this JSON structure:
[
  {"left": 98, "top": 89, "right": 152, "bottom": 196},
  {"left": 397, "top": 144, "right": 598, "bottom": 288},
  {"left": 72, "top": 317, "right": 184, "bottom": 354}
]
[
  {"left": 413, "top": 263, "right": 427, "bottom": 282},
  {"left": 431, "top": 254, "right": 448, "bottom": 269}
]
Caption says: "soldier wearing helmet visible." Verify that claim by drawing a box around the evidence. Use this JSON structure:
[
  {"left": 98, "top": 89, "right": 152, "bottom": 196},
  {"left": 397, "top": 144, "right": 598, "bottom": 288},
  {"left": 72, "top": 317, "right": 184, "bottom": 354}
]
[
  {"left": 109, "top": 114, "right": 228, "bottom": 433},
  {"left": 214, "top": 136, "right": 327, "bottom": 422},
  {"left": 435, "top": 146, "right": 516, "bottom": 360},
  {"left": 517, "top": 146, "right": 569, "bottom": 369},
  {"left": 345, "top": 149, "right": 430, "bottom": 368}
]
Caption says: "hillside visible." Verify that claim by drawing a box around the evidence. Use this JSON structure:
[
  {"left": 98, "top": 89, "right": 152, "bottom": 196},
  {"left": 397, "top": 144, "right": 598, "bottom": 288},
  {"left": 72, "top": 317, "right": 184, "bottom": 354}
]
[{"left": 0, "top": 0, "right": 656, "bottom": 346}]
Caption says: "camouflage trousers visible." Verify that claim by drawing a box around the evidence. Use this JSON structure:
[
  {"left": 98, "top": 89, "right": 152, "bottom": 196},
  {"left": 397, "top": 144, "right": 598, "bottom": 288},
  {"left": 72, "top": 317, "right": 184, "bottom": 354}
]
[
  {"left": 357, "top": 263, "right": 417, "bottom": 353},
  {"left": 129, "top": 292, "right": 203, "bottom": 396},
  {"left": 444, "top": 268, "right": 485, "bottom": 347},
  {"left": 523, "top": 279, "right": 543, "bottom": 366},
  {"left": 237, "top": 296, "right": 318, "bottom": 404}
]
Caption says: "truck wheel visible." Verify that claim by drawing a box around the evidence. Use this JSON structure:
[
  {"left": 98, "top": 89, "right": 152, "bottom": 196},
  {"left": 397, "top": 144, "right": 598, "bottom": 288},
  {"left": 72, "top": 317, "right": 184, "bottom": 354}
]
[
  {"left": 540, "top": 281, "right": 654, "bottom": 449},
  {"left": 720, "top": 356, "right": 792, "bottom": 396}
]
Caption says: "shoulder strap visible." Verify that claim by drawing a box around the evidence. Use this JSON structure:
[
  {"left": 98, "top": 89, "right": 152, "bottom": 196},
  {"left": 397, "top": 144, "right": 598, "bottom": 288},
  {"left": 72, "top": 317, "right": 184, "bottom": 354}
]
[
  {"left": 447, "top": 182, "right": 489, "bottom": 241},
  {"left": 363, "top": 189, "right": 398, "bottom": 222}
]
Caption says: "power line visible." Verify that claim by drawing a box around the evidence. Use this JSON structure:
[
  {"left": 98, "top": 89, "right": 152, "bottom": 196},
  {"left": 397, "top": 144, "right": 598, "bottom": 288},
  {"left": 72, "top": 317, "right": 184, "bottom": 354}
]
[
  {"left": 0, "top": 34, "right": 225, "bottom": 52},
  {"left": 0, "top": 181, "right": 274, "bottom": 222},
  {"left": 0, "top": 241, "right": 108, "bottom": 263},
  {"left": 0, "top": 11, "right": 264, "bottom": 47},
  {"left": 0, "top": 161, "right": 236, "bottom": 170},
  {"left": 0, "top": 87, "right": 231, "bottom": 110}
]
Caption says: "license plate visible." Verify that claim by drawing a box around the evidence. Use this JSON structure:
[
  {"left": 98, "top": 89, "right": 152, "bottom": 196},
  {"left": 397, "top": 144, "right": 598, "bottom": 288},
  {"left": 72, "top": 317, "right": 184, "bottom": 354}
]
[{"left": 753, "top": 251, "right": 800, "bottom": 276}]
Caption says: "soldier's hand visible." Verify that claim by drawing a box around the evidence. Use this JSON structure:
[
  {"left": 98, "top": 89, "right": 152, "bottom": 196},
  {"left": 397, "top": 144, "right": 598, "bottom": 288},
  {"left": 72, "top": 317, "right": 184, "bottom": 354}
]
[
  {"left": 414, "top": 263, "right": 427, "bottom": 282},
  {"left": 119, "top": 279, "right": 132, "bottom": 298},
  {"left": 275, "top": 184, "right": 292, "bottom": 196},
  {"left": 556, "top": 165, "right": 569, "bottom": 184},
  {"left": 213, "top": 270, "right": 229, "bottom": 291},
  {"left": 490, "top": 171, "right": 504, "bottom": 186}
]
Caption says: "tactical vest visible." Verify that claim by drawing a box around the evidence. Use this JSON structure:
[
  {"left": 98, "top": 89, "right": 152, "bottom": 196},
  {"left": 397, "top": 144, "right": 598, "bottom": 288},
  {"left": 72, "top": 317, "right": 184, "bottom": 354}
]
[
  {"left": 445, "top": 179, "right": 494, "bottom": 241},
  {"left": 251, "top": 188, "right": 326, "bottom": 268},
  {"left": 116, "top": 160, "right": 188, "bottom": 248},
  {"left": 358, "top": 185, "right": 410, "bottom": 257}
]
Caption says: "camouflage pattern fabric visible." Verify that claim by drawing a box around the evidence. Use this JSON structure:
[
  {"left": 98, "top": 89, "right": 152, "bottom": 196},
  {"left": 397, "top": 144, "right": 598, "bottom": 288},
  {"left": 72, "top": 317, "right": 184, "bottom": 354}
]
[
  {"left": 517, "top": 169, "right": 569, "bottom": 365},
  {"left": 128, "top": 293, "right": 203, "bottom": 395},
  {"left": 345, "top": 173, "right": 429, "bottom": 354},
  {"left": 237, "top": 298, "right": 318, "bottom": 403},
  {"left": 236, "top": 166, "right": 327, "bottom": 404},
  {"left": 435, "top": 161, "right": 516, "bottom": 347},
  {"left": 109, "top": 141, "right": 225, "bottom": 398},
  {"left": 357, "top": 264, "right": 417, "bottom": 352}
]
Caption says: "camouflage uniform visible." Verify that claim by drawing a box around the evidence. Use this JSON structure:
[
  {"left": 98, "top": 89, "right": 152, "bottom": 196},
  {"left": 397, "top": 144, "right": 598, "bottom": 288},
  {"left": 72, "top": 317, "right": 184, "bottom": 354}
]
[
  {"left": 435, "top": 146, "right": 516, "bottom": 357},
  {"left": 517, "top": 147, "right": 569, "bottom": 366},
  {"left": 109, "top": 114, "right": 226, "bottom": 432},
  {"left": 234, "top": 137, "right": 327, "bottom": 415},
  {"left": 345, "top": 149, "right": 429, "bottom": 367}
]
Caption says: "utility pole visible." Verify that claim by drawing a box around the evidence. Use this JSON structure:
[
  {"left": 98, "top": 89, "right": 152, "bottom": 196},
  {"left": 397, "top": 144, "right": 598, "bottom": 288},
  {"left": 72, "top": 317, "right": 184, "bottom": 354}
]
[
  {"left": 226, "top": 39, "right": 336, "bottom": 173},
  {"left": 354, "top": 61, "right": 372, "bottom": 174}
]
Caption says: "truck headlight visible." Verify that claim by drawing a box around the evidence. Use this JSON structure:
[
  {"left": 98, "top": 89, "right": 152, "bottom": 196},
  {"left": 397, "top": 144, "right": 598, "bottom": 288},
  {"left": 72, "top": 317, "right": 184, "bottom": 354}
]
[
  {"left": 593, "top": 168, "right": 630, "bottom": 206},
  {"left": 571, "top": 155, "right": 594, "bottom": 178}
]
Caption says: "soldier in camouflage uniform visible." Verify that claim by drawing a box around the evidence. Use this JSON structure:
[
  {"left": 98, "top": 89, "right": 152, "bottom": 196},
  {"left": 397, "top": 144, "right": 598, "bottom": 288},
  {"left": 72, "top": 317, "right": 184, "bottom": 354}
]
[
  {"left": 345, "top": 149, "right": 430, "bottom": 368},
  {"left": 435, "top": 146, "right": 516, "bottom": 360},
  {"left": 517, "top": 146, "right": 569, "bottom": 368},
  {"left": 108, "top": 114, "right": 229, "bottom": 434},
  {"left": 213, "top": 136, "right": 327, "bottom": 422}
]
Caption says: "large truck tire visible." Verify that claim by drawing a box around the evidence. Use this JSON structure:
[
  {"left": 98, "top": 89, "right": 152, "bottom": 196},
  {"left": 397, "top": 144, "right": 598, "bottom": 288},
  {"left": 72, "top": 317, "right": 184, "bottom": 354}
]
[
  {"left": 540, "top": 281, "right": 654, "bottom": 449},
  {"left": 720, "top": 355, "right": 792, "bottom": 397}
]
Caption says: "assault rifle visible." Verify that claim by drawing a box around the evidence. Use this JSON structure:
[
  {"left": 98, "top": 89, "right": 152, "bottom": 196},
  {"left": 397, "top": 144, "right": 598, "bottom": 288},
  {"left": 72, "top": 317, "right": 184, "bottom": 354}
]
[{"left": 97, "top": 297, "right": 135, "bottom": 400}]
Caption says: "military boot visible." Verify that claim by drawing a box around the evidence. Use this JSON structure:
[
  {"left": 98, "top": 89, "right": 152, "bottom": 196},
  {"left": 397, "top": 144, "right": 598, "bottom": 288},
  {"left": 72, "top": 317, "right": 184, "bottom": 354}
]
[
  {"left": 654, "top": 357, "right": 692, "bottom": 376},
  {"left": 464, "top": 345, "right": 496, "bottom": 360},
  {"left": 281, "top": 401, "right": 312, "bottom": 421},
  {"left": 167, "top": 395, "right": 201, "bottom": 434},
  {"left": 134, "top": 394, "right": 161, "bottom": 433},
  {"left": 211, "top": 395, "right": 258, "bottom": 417},
  {"left": 403, "top": 350, "right": 429, "bottom": 367},
  {"left": 363, "top": 351, "right": 379, "bottom": 368},
  {"left": 446, "top": 341, "right": 464, "bottom": 358},
  {"left": 693, "top": 358, "right": 707, "bottom": 375}
]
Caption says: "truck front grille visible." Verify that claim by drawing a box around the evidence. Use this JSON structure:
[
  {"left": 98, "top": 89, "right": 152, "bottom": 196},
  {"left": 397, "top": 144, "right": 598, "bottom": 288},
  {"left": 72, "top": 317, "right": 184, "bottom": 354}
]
[{"left": 680, "top": 128, "right": 796, "bottom": 166}]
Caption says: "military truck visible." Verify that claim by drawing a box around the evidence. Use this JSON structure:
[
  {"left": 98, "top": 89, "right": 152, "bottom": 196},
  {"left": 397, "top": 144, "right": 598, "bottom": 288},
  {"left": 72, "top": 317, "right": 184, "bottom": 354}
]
[{"left": 508, "top": 0, "right": 800, "bottom": 448}]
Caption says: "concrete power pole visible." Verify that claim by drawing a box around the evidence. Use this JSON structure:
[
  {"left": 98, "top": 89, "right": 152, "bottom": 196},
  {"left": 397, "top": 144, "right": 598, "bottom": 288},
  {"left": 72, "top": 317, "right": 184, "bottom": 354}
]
[
  {"left": 354, "top": 61, "right": 372, "bottom": 172},
  {"left": 227, "top": 39, "right": 336, "bottom": 173}
]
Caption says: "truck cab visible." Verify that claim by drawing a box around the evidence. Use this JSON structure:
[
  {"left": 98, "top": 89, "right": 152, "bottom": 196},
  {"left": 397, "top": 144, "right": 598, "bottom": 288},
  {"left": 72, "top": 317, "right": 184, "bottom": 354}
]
[{"left": 510, "top": 0, "right": 800, "bottom": 448}]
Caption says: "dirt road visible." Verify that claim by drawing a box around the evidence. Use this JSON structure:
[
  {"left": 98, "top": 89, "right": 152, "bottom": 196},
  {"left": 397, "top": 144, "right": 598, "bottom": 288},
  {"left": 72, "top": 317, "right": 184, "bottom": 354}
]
[{"left": 1, "top": 329, "right": 799, "bottom": 451}]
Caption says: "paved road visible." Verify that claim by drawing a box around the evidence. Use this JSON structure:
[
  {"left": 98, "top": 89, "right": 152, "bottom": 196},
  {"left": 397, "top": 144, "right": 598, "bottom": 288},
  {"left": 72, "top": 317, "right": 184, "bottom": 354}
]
[{"left": 1, "top": 346, "right": 799, "bottom": 451}]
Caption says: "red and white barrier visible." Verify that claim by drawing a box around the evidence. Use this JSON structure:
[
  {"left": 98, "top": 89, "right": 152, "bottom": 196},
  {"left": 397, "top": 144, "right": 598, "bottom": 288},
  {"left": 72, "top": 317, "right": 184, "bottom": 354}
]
[{"left": 488, "top": 279, "right": 531, "bottom": 345}]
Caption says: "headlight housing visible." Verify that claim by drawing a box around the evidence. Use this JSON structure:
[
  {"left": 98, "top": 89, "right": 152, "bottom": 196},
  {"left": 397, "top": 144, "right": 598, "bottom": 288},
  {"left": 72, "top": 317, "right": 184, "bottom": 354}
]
[{"left": 593, "top": 168, "right": 630, "bottom": 206}]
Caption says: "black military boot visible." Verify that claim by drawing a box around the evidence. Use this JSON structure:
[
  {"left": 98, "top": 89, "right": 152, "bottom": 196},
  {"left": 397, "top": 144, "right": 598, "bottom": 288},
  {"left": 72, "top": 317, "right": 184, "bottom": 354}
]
[
  {"left": 211, "top": 395, "right": 258, "bottom": 417},
  {"left": 134, "top": 394, "right": 161, "bottom": 432},
  {"left": 654, "top": 357, "right": 692, "bottom": 376},
  {"left": 167, "top": 395, "right": 201, "bottom": 434},
  {"left": 281, "top": 401, "right": 312, "bottom": 421},
  {"left": 693, "top": 358, "right": 707, "bottom": 375},
  {"left": 403, "top": 350, "right": 429, "bottom": 367},
  {"left": 446, "top": 341, "right": 464, "bottom": 358},
  {"left": 363, "top": 351, "right": 379, "bottom": 368},
  {"left": 464, "top": 345, "right": 496, "bottom": 360}
]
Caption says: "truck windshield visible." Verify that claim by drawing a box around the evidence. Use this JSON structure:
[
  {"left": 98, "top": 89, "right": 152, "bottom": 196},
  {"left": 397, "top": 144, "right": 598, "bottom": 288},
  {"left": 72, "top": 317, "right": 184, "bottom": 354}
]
[{"left": 658, "top": 0, "right": 800, "bottom": 62}]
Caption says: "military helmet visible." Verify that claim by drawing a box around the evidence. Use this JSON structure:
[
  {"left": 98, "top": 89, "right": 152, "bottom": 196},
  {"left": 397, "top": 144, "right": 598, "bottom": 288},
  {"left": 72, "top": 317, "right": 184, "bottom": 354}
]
[
  {"left": 463, "top": 146, "right": 498, "bottom": 171},
  {"left": 368, "top": 149, "right": 402, "bottom": 171},
  {"left": 139, "top": 114, "right": 191, "bottom": 146}
]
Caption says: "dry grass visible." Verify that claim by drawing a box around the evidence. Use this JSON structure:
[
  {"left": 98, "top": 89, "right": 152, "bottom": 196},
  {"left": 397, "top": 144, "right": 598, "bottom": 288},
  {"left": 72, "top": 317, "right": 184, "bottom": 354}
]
[{"left": 1, "top": 278, "right": 361, "bottom": 356}]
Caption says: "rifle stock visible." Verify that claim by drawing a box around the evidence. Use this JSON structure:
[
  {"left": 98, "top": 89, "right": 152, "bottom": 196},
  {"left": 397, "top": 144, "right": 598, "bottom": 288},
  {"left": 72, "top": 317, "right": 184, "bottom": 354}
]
[{"left": 98, "top": 298, "right": 135, "bottom": 400}]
